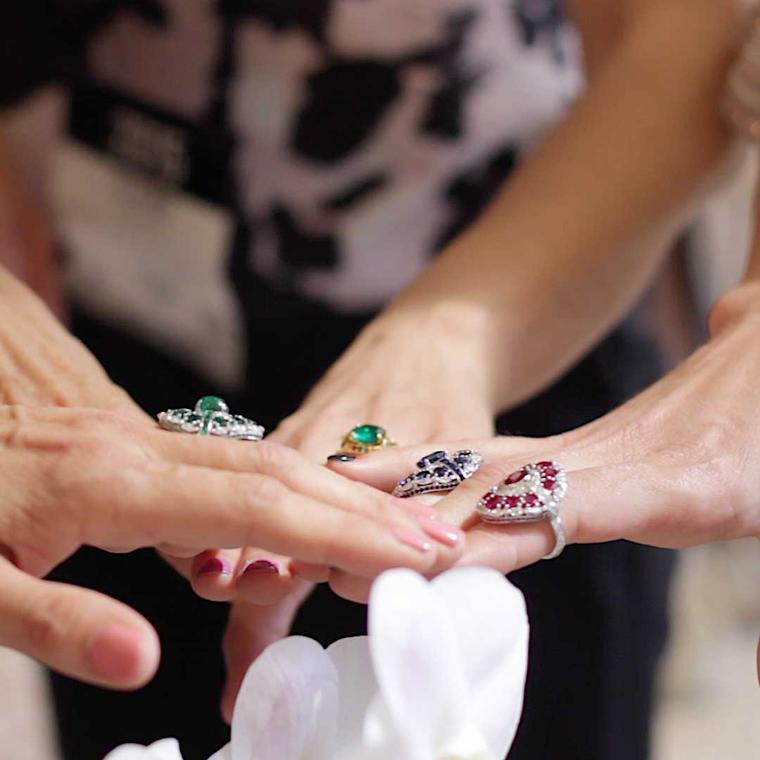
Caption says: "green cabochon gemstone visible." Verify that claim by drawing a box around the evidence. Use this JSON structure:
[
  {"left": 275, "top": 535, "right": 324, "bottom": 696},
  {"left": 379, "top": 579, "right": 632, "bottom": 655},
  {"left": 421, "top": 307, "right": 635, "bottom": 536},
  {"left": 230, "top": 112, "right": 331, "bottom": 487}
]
[
  {"left": 350, "top": 424, "right": 385, "bottom": 445},
  {"left": 195, "top": 395, "right": 229, "bottom": 414}
]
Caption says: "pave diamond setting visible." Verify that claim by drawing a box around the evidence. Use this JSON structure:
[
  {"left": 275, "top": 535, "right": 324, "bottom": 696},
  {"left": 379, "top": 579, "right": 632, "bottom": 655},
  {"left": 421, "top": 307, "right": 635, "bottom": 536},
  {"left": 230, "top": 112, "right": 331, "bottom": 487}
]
[
  {"left": 157, "top": 396, "right": 265, "bottom": 441},
  {"left": 393, "top": 449, "right": 484, "bottom": 498}
]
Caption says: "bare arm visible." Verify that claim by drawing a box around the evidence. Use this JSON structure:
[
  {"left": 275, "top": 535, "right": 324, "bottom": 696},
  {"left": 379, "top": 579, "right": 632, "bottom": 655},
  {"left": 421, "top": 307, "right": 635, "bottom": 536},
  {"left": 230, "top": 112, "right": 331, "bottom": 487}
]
[{"left": 379, "top": 0, "right": 739, "bottom": 410}]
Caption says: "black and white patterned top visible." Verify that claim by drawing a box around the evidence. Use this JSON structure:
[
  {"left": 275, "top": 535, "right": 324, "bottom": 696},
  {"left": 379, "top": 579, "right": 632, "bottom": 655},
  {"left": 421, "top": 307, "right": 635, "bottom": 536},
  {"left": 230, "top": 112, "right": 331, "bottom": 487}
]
[{"left": 1, "top": 1, "right": 581, "bottom": 385}]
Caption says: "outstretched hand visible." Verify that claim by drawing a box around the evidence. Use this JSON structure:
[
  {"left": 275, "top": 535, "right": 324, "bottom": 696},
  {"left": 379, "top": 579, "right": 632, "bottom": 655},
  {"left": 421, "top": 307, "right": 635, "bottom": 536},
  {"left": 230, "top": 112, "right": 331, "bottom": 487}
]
[{"left": 328, "top": 291, "right": 760, "bottom": 597}]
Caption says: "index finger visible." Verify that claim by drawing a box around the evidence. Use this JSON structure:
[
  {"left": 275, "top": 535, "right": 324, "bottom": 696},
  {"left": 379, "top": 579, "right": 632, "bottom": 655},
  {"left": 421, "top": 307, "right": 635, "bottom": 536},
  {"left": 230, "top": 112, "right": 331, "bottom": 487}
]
[{"left": 78, "top": 460, "right": 464, "bottom": 579}]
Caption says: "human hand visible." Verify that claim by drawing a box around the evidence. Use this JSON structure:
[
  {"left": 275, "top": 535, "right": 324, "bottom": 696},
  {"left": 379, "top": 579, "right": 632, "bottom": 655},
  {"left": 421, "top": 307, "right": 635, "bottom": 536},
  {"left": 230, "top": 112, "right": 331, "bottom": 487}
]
[
  {"left": 327, "top": 286, "right": 760, "bottom": 596},
  {"left": 193, "top": 306, "right": 494, "bottom": 717},
  {"left": 0, "top": 404, "right": 463, "bottom": 690}
]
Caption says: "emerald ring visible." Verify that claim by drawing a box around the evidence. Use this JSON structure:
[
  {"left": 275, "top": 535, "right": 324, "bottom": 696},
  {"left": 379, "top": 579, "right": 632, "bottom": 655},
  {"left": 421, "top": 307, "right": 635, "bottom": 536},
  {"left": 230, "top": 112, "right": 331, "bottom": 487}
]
[
  {"left": 338, "top": 424, "right": 395, "bottom": 455},
  {"left": 157, "top": 396, "right": 265, "bottom": 441}
]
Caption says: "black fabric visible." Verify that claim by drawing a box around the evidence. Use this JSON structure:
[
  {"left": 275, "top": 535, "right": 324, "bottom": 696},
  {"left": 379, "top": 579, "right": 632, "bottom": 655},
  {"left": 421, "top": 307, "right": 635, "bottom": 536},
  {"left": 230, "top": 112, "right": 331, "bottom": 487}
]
[{"left": 48, "top": 307, "right": 675, "bottom": 760}]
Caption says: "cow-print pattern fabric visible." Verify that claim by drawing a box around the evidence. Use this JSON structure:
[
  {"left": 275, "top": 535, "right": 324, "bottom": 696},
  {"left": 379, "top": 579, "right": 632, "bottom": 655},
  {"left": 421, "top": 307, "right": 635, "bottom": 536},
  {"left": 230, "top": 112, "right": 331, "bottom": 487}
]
[{"left": 1, "top": 0, "right": 580, "bottom": 312}]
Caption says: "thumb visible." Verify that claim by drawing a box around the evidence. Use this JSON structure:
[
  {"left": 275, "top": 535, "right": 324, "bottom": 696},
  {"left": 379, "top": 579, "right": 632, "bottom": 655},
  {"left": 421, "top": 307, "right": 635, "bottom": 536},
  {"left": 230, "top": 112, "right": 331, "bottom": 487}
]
[{"left": 0, "top": 559, "right": 160, "bottom": 689}]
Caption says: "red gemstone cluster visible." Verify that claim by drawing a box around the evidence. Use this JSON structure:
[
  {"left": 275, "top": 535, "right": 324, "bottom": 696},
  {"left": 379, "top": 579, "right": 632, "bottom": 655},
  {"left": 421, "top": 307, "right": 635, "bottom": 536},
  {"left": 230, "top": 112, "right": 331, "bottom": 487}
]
[{"left": 478, "top": 461, "right": 562, "bottom": 516}]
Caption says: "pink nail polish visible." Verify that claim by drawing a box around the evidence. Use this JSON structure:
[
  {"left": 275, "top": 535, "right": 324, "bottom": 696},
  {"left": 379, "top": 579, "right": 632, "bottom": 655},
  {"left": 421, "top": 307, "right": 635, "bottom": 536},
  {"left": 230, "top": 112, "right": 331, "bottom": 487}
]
[
  {"left": 243, "top": 559, "right": 280, "bottom": 575},
  {"left": 392, "top": 527, "right": 433, "bottom": 553},
  {"left": 421, "top": 520, "right": 463, "bottom": 548},
  {"left": 396, "top": 499, "right": 440, "bottom": 520},
  {"left": 197, "top": 557, "right": 232, "bottom": 576}
]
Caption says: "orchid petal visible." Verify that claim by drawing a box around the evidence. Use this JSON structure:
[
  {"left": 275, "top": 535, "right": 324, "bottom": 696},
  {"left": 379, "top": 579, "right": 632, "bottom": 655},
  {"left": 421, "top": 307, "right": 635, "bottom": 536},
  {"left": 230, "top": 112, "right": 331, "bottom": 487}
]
[
  {"left": 368, "top": 569, "right": 470, "bottom": 760},
  {"left": 207, "top": 744, "right": 232, "bottom": 760},
  {"left": 231, "top": 636, "right": 338, "bottom": 760},
  {"left": 104, "top": 739, "right": 184, "bottom": 760},
  {"left": 326, "top": 636, "right": 377, "bottom": 752},
  {"left": 431, "top": 567, "right": 529, "bottom": 757}
]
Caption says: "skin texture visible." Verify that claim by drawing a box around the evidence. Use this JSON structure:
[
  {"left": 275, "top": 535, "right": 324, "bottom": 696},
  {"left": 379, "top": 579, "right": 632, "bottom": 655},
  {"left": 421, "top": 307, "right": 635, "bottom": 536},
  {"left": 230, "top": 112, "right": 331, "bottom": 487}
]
[
  {"left": 205, "top": 0, "right": 741, "bottom": 718},
  {"left": 0, "top": 271, "right": 464, "bottom": 689},
  {"left": 0, "top": 0, "right": 741, "bottom": 719}
]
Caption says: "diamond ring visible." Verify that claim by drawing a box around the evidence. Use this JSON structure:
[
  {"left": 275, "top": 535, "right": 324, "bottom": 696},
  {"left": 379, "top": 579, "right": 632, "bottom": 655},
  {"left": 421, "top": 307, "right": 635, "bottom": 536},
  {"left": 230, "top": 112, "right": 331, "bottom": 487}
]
[
  {"left": 476, "top": 460, "right": 567, "bottom": 560},
  {"left": 393, "top": 449, "right": 484, "bottom": 498},
  {"left": 157, "top": 395, "right": 265, "bottom": 441}
]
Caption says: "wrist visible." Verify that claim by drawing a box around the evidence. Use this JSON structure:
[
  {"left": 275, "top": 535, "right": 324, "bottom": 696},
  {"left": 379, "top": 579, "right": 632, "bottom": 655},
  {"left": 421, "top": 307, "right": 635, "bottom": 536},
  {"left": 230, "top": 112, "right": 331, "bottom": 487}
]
[{"left": 365, "top": 299, "right": 501, "bottom": 411}]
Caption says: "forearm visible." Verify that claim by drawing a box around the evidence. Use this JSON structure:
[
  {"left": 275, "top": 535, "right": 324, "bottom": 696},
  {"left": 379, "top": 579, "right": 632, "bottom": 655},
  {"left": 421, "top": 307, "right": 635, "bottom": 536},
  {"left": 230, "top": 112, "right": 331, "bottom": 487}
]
[{"left": 383, "top": 1, "right": 738, "bottom": 411}]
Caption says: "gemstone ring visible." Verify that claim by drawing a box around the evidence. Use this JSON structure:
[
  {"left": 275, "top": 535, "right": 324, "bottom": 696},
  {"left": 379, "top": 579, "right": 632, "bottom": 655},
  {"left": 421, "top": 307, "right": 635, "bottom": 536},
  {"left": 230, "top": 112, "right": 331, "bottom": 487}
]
[
  {"left": 393, "top": 450, "right": 484, "bottom": 498},
  {"left": 476, "top": 460, "right": 567, "bottom": 560},
  {"left": 339, "top": 424, "right": 395, "bottom": 455},
  {"left": 157, "top": 395, "right": 265, "bottom": 441}
]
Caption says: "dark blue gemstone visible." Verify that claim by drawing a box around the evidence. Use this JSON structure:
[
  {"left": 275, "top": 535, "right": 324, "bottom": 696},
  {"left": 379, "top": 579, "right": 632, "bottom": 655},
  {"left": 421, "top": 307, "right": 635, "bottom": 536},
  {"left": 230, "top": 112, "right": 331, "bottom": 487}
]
[
  {"left": 418, "top": 451, "right": 447, "bottom": 467},
  {"left": 433, "top": 467, "right": 449, "bottom": 478},
  {"left": 415, "top": 471, "right": 431, "bottom": 481}
]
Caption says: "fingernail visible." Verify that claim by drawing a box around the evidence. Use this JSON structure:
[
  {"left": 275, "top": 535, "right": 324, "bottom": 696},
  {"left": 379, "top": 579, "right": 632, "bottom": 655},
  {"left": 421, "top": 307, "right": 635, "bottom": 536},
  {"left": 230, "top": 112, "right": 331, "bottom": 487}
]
[
  {"left": 392, "top": 527, "right": 433, "bottom": 553},
  {"left": 197, "top": 557, "right": 232, "bottom": 577},
  {"left": 421, "top": 520, "right": 463, "bottom": 548},
  {"left": 89, "top": 624, "right": 149, "bottom": 683},
  {"left": 397, "top": 499, "right": 440, "bottom": 520},
  {"left": 243, "top": 559, "right": 280, "bottom": 575},
  {"left": 327, "top": 454, "right": 357, "bottom": 463}
]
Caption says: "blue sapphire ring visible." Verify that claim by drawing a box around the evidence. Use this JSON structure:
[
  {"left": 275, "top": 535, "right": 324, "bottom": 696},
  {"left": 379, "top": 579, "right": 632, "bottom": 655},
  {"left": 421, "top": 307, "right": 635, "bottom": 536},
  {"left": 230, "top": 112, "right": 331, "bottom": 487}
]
[{"left": 393, "top": 450, "right": 484, "bottom": 498}]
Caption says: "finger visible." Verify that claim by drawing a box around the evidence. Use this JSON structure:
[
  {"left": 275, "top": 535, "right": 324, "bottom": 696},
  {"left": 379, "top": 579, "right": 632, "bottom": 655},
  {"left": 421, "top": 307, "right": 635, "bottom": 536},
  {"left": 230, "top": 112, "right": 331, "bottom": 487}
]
[
  {"left": 325, "top": 436, "right": 548, "bottom": 492},
  {"left": 234, "top": 549, "right": 294, "bottom": 606},
  {"left": 154, "top": 435, "right": 441, "bottom": 525},
  {"left": 190, "top": 550, "right": 241, "bottom": 601},
  {"left": 290, "top": 561, "right": 331, "bottom": 583},
  {"left": 327, "top": 569, "right": 373, "bottom": 604},
  {"left": 83, "top": 459, "right": 462, "bottom": 579},
  {"left": 436, "top": 456, "right": 702, "bottom": 570},
  {"left": 0, "top": 559, "right": 160, "bottom": 689}
]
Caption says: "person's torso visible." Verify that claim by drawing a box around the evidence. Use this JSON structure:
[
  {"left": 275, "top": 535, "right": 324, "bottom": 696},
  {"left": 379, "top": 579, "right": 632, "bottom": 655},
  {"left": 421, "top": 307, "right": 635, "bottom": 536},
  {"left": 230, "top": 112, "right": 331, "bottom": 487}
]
[{"left": 4, "top": 0, "right": 581, "bottom": 386}]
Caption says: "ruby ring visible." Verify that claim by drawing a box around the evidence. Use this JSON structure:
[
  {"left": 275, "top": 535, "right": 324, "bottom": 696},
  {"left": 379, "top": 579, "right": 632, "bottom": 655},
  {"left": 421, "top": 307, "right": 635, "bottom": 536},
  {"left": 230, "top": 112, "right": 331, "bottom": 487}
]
[{"left": 476, "top": 460, "right": 567, "bottom": 560}]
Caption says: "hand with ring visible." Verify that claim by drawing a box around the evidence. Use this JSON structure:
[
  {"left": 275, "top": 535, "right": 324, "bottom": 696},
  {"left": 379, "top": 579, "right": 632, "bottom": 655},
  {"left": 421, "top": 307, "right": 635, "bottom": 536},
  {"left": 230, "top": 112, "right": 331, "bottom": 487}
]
[
  {"left": 0, "top": 273, "right": 464, "bottom": 692},
  {"left": 326, "top": 288, "right": 760, "bottom": 598},
  {"left": 196, "top": 305, "right": 497, "bottom": 719}
]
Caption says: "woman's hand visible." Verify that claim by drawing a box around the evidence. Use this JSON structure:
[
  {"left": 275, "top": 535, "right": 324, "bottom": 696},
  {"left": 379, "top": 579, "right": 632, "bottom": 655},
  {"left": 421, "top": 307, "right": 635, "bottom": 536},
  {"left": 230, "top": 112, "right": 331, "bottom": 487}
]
[
  {"left": 189, "top": 305, "right": 495, "bottom": 720},
  {"left": 0, "top": 403, "right": 463, "bottom": 689},
  {"left": 327, "top": 284, "right": 760, "bottom": 594},
  {"left": 0, "top": 270, "right": 464, "bottom": 691}
]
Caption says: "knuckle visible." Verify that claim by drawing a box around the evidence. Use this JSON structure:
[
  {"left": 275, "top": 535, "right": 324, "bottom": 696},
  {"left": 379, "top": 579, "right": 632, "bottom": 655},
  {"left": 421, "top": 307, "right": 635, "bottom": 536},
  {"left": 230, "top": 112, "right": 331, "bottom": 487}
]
[
  {"left": 73, "top": 409, "right": 138, "bottom": 437},
  {"left": 236, "top": 473, "right": 290, "bottom": 512},
  {"left": 22, "top": 592, "right": 71, "bottom": 654},
  {"left": 248, "top": 441, "right": 300, "bottom": 476}
]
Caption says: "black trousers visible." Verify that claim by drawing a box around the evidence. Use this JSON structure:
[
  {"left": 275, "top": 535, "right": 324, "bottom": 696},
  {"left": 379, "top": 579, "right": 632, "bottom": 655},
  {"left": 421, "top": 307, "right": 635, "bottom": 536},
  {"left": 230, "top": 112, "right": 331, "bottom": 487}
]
[{"left": 49, "top": 309, "right": 675, "bottom": 760}]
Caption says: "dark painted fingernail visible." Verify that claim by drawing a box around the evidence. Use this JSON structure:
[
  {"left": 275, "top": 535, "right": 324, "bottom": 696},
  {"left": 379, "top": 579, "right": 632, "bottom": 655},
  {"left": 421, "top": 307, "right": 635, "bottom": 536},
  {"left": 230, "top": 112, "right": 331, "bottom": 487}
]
[
  {"left": 243, "top": 559, "right": 280, "bottom": 575},
  {"left": 197, "top": 557, "right": 232, "bottom": 577},
  {"left": 327, "top": 454, "right": 357, "bottom": 462}
]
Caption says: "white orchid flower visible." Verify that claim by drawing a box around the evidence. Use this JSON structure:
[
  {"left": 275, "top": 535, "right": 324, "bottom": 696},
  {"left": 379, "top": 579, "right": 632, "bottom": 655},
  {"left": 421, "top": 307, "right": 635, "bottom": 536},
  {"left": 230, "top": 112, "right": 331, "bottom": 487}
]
[
  {"left": 105, "top": 566, "right": 529, "bottom": 760},
  {"left": 104, "top": 738, "right": 185, "bottom": 760}
]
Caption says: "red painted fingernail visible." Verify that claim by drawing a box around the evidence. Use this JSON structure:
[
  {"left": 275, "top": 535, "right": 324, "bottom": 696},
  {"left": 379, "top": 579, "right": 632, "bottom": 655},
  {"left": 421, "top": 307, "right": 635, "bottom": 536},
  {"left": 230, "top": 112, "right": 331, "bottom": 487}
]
[
  {"left": 197, "top": 557, "right": 232, "bottom": 577},
  {"left": 392, "top": 527, "right": 433, "bottom": 553},
  {"left": 421, "top": 520, "right": 463, "bottom": 547},
  {"left": 243, "top": 559, "right": 280, "bottom": 575},
  {"left": 397, "top": 499, "right": 439, "bottom": 520}
]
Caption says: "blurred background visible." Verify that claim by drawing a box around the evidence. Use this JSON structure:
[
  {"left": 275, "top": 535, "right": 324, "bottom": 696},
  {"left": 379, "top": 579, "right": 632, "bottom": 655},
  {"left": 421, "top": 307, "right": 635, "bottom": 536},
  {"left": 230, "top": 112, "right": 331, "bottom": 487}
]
[{"left": 1, "top": 148, "right": 759, "bottom": 760}]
